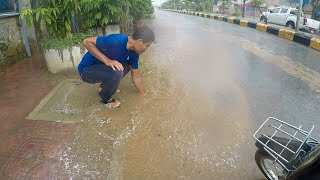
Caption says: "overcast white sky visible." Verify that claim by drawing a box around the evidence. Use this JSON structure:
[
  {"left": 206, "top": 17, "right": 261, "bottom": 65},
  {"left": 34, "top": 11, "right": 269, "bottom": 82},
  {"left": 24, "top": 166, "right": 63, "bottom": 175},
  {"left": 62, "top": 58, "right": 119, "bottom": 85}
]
[{"left": 152, "top": 0, "right": 166, "bottom": 6}]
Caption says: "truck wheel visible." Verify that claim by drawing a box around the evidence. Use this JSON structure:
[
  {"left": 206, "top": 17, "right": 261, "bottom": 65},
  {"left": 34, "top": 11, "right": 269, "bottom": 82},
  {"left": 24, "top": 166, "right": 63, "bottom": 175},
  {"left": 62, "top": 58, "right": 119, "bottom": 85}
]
[{"left": 286, "top": 21, "right": 295, "bottom": 29}]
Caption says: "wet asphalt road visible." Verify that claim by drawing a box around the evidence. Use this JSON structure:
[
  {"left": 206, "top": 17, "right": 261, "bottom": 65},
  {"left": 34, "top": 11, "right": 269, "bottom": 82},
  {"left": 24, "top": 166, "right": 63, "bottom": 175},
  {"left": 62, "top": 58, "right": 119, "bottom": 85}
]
[{"left": 154, "top": 10, "right": 320, "bottom": 133}]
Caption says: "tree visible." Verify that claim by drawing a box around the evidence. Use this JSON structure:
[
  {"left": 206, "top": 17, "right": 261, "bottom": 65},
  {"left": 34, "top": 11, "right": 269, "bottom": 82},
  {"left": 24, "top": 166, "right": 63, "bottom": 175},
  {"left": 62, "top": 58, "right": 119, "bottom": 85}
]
[
  {"left": 202, "top": 0, "right": 212, "bottom": 13},
  {"left": 20, "top": 0, "right": 81, "bottom": 38},
  {"left": 129, "top": 0, "right": 154, "bottom": 31},
  {"left": 130, "top": 0, "right": 154, "bottom": 19},
  {"left": 252, "top": 0, "right": 267, "bottom": 23},
  {"left": 161, "top": 0, "right": 174, "bottom": 9},
  {"left": 220, "top": 0, "right": 232, "bottom": 14},
  {"left": 80, "top": 0, "right": 126, "bottom": 32},
  {"left": 311, "top": 0, "right": 320, "bottom": 19}
]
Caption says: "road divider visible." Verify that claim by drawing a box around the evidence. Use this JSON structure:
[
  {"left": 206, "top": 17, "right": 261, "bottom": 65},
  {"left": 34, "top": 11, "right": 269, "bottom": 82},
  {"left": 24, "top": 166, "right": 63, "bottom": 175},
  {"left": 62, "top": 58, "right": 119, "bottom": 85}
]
[
  {"left": 256, "top": 23, "right": 268, "bottom": 32},
  {"left": 293, "top": 33, "right": 312, "bottom": 46},
  {"left": 279, "top": 29, "right": 295, "bottom": 41},
  {"left": 267, "top": 26, "right": 279, "bottom": 36},
  {"left": 310, "top": 38, "right": 320, "bottom": 51},
  {"left": 222, "top": 16, "right": 228, "bottom": 22},
  {"left": 169, "top": 10, "right": 320, "bottom": 52},
  {"left": 248, "top": 22, "right": 257, "bottom": 29},
  {"left": 240, "top": 20, "right": 249, "bottom": 27},
  {"left": 233, "top": 19, "right": 241, "bottom": 25},
  {"left": 228, "top": 17, "right": 234, "bottom": 24}
]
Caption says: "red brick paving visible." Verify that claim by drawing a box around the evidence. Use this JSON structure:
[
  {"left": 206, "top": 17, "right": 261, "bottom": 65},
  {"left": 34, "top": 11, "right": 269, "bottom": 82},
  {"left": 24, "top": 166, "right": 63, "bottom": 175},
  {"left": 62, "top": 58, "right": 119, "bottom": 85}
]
[{"left": 0, "top": 54, "right": 75, "bottom": 179}]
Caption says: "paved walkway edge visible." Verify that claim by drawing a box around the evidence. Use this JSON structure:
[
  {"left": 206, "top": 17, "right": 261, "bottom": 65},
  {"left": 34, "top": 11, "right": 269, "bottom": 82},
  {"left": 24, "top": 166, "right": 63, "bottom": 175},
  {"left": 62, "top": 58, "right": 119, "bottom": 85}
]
[
  {"left": 26, "top": 79, "right": 71, "bottom": 120},
  {"left": 168, "top": 10, "right": 320, "bottom": 52}
]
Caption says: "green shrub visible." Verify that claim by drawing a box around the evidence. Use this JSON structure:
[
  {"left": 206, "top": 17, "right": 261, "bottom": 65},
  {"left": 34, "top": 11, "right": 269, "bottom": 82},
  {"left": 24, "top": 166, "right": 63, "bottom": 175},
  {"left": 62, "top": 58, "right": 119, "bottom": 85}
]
[
  {"left": 79, "top": 0, "right": 125, "bottom": 30},
  {"left": 20, "top": 0, "right": 81, "bottom": 38},
  {"left": 40, "top": 30, "right": 94, "bottom": 49}
]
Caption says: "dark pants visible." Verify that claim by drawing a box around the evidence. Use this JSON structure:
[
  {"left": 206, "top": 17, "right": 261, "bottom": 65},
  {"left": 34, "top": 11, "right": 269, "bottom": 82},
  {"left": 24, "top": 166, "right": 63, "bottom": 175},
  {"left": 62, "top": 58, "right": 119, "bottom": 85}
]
[{"left": 80, "top": 63, "right": 130, "bottom": 102}]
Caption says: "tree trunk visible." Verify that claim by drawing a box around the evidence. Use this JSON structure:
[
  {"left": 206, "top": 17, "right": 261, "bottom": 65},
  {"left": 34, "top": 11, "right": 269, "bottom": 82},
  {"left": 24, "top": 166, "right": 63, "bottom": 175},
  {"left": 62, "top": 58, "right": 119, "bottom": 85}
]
[
  {"left": 102, "top": 25, "right": 106, "bottom": 36},
  {"left": 120, "top": 0, "right": 129, "bottom": 35},
  {"left": 125, "top": 0, "right": 129, "bottom": 34},
  {"left": 222, "top": 3, "right": 225, "bottom": 14},
  {"left": 258, "top": 7, "right": 267, "bottom": 24},
  {"left": 311, "top": 0, "right": 320, "bottom": 19},
  {"left": 311, "top": 5, "right": 316, "bottom": 19}
]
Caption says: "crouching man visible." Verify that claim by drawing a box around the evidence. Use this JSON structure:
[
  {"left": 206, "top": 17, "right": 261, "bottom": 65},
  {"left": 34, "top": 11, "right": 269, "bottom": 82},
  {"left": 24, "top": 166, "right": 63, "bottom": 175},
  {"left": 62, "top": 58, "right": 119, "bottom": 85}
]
[{"left": 78, "top": 26, "right": 154, "bottom": 108}]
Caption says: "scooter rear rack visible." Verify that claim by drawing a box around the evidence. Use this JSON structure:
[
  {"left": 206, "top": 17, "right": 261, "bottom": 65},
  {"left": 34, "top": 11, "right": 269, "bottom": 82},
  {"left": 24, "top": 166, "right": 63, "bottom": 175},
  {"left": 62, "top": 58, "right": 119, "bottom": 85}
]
[{"left": 253, "top": 117, "right": 319, "bottom": 172}]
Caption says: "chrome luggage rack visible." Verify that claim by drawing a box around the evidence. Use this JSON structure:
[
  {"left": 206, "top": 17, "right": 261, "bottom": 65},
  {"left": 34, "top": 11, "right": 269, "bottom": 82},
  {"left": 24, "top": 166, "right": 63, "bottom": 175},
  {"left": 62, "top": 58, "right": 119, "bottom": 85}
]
[{"left": 253, "top": 117, "right": 319, "bottom": 172}]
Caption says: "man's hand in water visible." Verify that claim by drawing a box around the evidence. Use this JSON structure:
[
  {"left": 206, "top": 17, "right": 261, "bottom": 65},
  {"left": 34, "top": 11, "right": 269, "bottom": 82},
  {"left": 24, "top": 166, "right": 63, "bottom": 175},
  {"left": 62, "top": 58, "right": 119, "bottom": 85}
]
[{"left": 105, "top": 60, "right": 124, "bottom": 71}]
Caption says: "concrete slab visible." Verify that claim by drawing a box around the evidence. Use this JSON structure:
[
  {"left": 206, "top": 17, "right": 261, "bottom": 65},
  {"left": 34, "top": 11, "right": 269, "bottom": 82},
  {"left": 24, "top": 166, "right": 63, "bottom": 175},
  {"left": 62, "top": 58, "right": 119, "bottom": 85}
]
[{"left": 27, "top": 79, "right": 100, "bottom": 122}]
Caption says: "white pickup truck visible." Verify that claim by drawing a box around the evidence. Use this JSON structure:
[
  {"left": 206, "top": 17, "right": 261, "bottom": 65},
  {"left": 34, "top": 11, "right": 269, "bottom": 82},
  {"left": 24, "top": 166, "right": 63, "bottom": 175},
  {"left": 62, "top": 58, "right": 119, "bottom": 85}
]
[
  {"left": 305, "top": 18, "right": 320, "bottom": 32},
  {"left": 260, "top": 7, "right": 307, "bottom": 29}
]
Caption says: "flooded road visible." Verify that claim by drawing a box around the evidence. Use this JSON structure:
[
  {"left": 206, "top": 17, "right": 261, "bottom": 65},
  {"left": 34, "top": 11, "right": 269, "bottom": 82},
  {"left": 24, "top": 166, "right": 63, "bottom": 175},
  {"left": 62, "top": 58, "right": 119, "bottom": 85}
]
[
  {"left": 6, "top": 10, "right": 320, "bottom": 180},
  {"left": 58, "top": 10, "right": 320, "bottom": 180}
]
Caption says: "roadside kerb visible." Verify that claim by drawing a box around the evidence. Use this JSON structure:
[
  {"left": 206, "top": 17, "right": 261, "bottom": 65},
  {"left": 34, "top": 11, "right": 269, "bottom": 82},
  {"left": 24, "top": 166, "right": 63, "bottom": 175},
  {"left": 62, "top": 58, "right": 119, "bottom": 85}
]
[
  {"left": 227, "top": 17, "right": 234, "bottom": 24},
  {"left": 240, "top": 20, "right": 248, "bottom": 27},
  {"left": 310, "top": 38, "right": 320, "bottom": 51},
  {"left": 169, "top": 10, "right": 320, "bottom": 52}
]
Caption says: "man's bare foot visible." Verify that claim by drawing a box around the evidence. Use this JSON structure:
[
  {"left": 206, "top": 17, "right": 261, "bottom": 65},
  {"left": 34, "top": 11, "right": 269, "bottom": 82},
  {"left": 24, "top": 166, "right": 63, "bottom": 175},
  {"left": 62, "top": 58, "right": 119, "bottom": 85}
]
[
  {"left": 100, "top": 98, "right": 121, "bottom": 108},
  {"left": 105, "top": 100, "right": 121, "bottom": 108}
]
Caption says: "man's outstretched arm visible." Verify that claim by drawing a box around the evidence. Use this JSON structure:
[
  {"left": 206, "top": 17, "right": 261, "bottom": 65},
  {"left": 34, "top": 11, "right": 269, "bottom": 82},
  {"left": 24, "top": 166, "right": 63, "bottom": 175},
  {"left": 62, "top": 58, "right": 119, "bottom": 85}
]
[{"left": 131, "top": 68, "right": 144, "bottom": 94}]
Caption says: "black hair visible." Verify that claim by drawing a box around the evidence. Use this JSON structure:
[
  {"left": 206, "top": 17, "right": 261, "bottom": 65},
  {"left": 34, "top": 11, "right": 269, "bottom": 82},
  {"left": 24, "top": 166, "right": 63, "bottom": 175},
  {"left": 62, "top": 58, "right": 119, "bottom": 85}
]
[{"left": 132, "top": 25, "right": 155, "bottom": 43}]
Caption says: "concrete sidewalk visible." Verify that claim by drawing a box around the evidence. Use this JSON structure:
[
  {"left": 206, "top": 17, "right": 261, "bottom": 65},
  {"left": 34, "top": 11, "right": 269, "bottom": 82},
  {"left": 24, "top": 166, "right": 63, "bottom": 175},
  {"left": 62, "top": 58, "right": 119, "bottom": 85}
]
[{"left": 0, "top": 54, "right": 76, "bottom": 179}]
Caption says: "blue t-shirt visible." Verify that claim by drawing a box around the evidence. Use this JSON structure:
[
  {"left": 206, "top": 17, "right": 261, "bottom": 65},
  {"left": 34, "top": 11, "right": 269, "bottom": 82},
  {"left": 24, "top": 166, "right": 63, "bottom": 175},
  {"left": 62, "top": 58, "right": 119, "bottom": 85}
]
[{"left": 78, "top": 34, "right": 139, "bottom": 74}]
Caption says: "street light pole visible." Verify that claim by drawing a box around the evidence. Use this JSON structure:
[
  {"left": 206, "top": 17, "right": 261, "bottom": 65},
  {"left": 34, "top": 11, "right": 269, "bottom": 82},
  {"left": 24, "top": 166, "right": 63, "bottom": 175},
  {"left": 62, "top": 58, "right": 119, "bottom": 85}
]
[{"left": 295, "top": 0, "right": 303, "bottom": 32}]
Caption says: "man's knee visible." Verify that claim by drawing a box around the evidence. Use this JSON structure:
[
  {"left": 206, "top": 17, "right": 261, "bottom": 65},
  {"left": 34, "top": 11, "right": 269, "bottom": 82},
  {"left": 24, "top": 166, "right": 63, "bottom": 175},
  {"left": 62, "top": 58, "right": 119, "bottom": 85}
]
[
  {"left": 103, "top": 69, "right": 123, "bottom": 82},
  {"left": 114, "top": 70, "right": 124, "bottom": 79}
]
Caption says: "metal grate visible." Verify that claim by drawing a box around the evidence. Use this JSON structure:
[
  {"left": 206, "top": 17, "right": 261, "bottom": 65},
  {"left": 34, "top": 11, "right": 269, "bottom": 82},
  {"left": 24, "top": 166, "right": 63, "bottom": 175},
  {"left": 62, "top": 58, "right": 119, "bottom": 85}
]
[{"left": 253, "top": 117, "right": 319, "bottom": 172}]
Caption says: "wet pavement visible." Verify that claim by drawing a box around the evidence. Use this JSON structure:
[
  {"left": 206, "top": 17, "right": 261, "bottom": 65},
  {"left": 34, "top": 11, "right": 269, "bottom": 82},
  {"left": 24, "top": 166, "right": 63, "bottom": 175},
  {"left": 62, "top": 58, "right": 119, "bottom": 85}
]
[{"left": 1, "top": 10, "right": 320, "bottom": 179}]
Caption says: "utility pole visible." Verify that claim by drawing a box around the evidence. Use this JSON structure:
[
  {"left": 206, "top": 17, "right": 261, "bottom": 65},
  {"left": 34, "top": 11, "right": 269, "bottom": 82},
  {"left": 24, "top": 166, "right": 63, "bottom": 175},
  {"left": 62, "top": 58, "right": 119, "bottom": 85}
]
[
  {"left": 17, "top": 0, "right": 31, "bottom": 57},
  {"left": 242, "top": 0, "right": 246, "bottom": 18},
  {"left": 295, "top": 0, "right": 303, "bottom": 32},
  {"left": 174, "top": 0, "right": 176, "bottom": 10}
]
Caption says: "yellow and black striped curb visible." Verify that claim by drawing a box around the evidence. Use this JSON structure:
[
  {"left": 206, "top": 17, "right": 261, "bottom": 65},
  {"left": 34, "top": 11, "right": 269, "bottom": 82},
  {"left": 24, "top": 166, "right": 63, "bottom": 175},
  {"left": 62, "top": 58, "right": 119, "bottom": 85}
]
[{"left": 168, "top": 10, "right": 320, "bottom": 52}]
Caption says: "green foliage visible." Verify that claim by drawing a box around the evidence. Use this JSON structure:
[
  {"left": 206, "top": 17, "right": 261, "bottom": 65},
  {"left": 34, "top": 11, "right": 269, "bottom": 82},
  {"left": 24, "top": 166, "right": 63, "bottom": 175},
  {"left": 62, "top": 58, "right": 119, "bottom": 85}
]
[
  {"left": 162, "top": 0, "right": 213, "bottom": 12},
  {"left": 20, "top": 0, "right": 81, "bottom": 38},
  {"left": 130, "top": 0, "right": 154, "bottom": 19},
  {"left": 232, "top": 12, "right": 241, "bottom": 17},
  {"left": 251, "top": 0, "right": 263, "bottom": 7},
  {"left": 79, "top": 0, "right": 126, "bottom": 30},
  {"left": 40, "top": 30, "right": 94, "bottom": 49},
  {"left": 20, "top": 0, "right": 154, "bottom": 46}
]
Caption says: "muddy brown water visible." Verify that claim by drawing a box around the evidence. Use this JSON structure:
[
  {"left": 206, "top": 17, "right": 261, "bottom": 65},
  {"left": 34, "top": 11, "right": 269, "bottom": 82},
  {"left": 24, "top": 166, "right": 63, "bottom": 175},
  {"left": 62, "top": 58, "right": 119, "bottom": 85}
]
[
  {"left": 3, "top": 10, "right": 320, "bottom": 180},
  {"left": 53, "top": 11, "right": 260, "bottom": 180}
]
